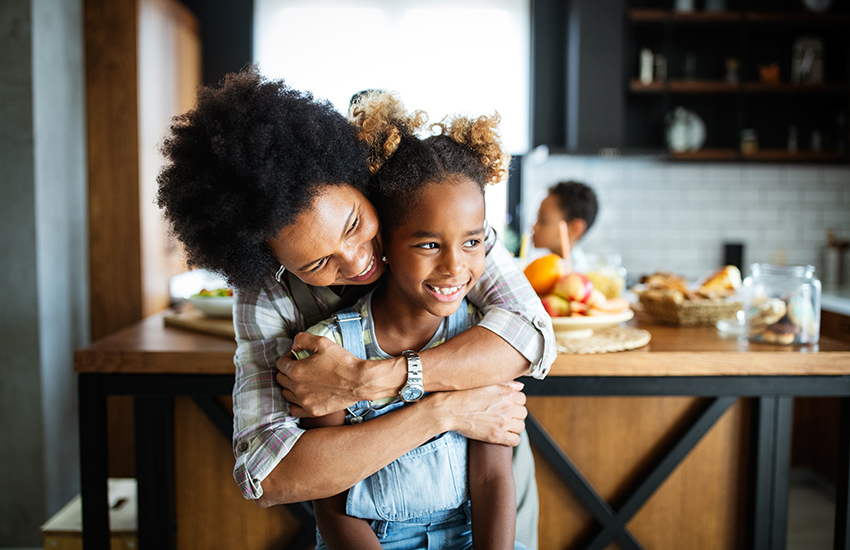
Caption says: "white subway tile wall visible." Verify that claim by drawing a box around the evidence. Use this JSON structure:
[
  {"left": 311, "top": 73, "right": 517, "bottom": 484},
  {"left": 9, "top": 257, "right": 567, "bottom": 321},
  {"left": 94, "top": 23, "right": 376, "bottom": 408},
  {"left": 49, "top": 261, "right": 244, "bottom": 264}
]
[{"left": 521, "top": 156, "right": 850, "bottom": 283}]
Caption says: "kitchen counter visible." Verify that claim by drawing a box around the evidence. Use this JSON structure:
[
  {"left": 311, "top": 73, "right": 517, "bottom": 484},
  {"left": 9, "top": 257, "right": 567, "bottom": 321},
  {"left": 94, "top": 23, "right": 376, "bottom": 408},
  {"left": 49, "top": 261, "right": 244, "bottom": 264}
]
[{"left": 75, "top": 310, "right": 850, "bottom": 550}]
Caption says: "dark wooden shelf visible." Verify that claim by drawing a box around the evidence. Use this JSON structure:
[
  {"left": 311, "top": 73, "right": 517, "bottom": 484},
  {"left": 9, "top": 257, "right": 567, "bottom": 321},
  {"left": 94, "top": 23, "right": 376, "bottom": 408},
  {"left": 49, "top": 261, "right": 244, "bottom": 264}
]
[
  {"left": 670, "top": 148, "right": 739, "bottom": 161},
  {"left": 742, "top": 149, "right": 847, "bottom": 162},
  {"left": 628, "top": 9, "right": 741, "bottom": 22},
  {"left": 668, "top": 148, "right": 847, "bottom": 162},
  {"left": 630, "top": 79, "right": 849, "bottom": 95},
  {"left": 629, "top": 9, "right": 850, "bottom": 25},
  {"left": 742, "top": 82, "right": 850, "bottom": 94}
]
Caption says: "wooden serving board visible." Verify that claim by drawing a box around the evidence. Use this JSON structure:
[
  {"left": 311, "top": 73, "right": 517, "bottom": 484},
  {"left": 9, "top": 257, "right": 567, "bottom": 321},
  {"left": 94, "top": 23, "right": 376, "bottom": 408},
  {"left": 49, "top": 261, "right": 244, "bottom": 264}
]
[{"left": 163, "top": 308, "right": 235, "bottom": 339}]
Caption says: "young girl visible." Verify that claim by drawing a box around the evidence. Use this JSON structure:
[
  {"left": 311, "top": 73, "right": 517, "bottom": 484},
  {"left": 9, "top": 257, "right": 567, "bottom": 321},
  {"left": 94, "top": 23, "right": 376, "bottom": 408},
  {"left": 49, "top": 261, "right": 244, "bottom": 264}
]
[{"left": 298, "top": 92, "right": 526, "bottom": 549}]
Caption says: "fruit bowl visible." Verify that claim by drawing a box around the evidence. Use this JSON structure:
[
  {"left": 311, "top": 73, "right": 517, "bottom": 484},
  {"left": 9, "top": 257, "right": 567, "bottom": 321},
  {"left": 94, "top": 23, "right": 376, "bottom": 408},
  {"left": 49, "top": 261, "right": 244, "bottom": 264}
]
[{"left": 550, "top": 309, "right": 634, "bottom": 340}]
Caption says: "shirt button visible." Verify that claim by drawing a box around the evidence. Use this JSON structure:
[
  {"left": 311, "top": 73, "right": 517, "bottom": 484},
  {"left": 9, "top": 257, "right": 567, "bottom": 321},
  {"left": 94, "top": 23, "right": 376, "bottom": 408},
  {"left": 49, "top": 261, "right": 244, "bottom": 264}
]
[
  {"left": 237, "top": 441, "right": 249, "bottom": 453},
  {"left": 533, "top": 316, "right": 547, "bottom": 329}
]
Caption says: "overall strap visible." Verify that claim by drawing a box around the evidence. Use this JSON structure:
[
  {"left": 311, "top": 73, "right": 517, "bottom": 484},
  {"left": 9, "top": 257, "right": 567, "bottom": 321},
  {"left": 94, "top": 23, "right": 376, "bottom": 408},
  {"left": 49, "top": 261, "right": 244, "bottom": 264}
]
[
  {"left": 332, "top": 308, "right": 367, "bottom": 360},
  {"left": 445, "top": 298, "right": 470, "bottom": 340},
  {"left": 286, "top": 271, "right": 325, "bottom": 329}
]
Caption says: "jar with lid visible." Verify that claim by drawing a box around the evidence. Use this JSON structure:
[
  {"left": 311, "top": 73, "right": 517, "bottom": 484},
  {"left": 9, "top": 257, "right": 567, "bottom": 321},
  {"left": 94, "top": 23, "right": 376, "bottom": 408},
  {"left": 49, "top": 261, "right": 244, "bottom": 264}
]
[{"left": 742, "top": 264, "right": 821, "bottom": 345}]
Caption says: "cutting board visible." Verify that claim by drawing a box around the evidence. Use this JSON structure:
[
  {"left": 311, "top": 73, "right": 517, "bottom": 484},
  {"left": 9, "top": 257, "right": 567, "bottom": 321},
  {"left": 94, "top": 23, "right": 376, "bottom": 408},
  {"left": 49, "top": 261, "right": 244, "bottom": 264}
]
[{"left": 163, "top": 308, "right": 235, "bottom": 339}]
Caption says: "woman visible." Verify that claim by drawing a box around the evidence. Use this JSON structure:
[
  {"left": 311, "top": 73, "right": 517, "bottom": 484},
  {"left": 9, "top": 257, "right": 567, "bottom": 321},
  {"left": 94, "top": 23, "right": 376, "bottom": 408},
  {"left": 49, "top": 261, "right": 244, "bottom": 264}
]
[{"left": 156, "top": 66, "right": 555, "bottom": 548}]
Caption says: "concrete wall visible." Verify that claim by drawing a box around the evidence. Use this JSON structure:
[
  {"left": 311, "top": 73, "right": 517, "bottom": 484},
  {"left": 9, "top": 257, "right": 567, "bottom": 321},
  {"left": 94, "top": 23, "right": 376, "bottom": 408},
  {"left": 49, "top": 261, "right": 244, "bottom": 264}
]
[
  {"left": 0, "top": 0, "right": 87, "bottom": 544},
  {"left": 522, "top": 154, "right": 850, "bottom": 285}
]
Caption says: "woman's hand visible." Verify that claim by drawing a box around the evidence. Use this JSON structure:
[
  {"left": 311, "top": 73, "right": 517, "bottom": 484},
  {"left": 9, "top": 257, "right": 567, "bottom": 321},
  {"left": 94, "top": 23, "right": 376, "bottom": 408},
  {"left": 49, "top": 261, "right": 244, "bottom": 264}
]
[
  {"left": 277, "top": 331, "right": 402, "bottom": 417},
  {"left": 429, "top": 381, "right": 527, "bottom": 447}
]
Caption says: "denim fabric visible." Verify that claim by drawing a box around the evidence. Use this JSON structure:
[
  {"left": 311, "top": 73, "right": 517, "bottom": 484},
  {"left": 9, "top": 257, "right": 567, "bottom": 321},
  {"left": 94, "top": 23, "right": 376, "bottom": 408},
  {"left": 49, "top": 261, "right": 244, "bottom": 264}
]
[{"left": 315, "top": 502, "right": 530, "bottom": 550}]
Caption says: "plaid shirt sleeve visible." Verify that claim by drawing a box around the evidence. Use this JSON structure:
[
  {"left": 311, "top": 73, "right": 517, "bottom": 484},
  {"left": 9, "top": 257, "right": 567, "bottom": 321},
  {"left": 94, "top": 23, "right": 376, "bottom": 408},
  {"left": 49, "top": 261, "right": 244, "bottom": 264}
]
[
  {"left": 231, "top": 274, "right": 308, "bottom": 500},
  {"left": 466, "top": 224, "right": 557, "bottom": 379}
]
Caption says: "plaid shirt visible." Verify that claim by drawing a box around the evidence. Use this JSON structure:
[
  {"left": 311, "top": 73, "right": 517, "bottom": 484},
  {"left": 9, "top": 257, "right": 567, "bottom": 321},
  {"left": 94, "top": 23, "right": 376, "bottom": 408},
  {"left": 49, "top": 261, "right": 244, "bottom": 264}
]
[{"left": 231, "top": 224, "right": 556, "bottom": 499}]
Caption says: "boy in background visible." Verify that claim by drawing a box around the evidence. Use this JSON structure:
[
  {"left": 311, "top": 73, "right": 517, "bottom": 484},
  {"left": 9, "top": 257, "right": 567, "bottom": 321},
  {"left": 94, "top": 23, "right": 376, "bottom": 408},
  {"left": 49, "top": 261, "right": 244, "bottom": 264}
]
[{"left": 531, "top": 180, "right": 598, "bottom": 273}]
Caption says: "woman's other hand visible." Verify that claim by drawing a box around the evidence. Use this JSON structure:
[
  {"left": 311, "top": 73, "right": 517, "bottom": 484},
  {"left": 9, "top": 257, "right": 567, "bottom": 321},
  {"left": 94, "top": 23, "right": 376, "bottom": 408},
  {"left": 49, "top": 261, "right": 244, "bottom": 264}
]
[
  {"left": 430, "top": 381, "right": 527, "bottom": 447},
  {"left": 277, "top": 331, "right": 402, "bottom": 417}
]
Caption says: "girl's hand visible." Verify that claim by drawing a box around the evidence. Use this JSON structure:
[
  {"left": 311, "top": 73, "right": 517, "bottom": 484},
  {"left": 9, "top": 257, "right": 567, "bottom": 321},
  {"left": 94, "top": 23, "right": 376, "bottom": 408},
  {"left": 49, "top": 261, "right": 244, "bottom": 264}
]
[
  {"left": 277, "top": 332, "right": 392, "bottom": 417},
  {"left": 429, "top": 381, "right": 527, "bottom": 447}
]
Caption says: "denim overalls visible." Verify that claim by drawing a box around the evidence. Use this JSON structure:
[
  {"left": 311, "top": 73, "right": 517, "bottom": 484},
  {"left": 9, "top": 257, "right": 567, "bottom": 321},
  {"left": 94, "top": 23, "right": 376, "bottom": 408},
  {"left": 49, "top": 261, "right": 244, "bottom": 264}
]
[{"left": 316, "top": 301, "right": 477, "bottom": 550}]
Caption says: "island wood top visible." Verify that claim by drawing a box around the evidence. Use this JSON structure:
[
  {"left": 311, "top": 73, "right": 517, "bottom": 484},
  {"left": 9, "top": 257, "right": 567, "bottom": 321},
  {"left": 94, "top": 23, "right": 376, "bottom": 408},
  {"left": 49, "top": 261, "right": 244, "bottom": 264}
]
[{"left": 75, "top": 310, "right": 850, "bottom": 377}]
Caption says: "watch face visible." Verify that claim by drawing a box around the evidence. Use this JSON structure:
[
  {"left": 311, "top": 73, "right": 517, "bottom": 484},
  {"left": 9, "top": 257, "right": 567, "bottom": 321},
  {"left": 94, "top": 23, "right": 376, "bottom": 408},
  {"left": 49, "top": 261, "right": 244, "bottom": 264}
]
[{"left": 401, "top": 385, "right": 424, "bottom": 402}]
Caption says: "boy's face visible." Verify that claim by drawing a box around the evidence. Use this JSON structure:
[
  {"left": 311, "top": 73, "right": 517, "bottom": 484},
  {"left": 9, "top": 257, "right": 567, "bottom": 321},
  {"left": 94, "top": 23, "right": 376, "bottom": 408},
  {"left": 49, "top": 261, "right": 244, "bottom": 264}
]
[
  {"left": 384, "top": 176, "right": 486, "bottom": 319},
  {"left": 532, "top": 194, "right": 566, "bottom": 255}
]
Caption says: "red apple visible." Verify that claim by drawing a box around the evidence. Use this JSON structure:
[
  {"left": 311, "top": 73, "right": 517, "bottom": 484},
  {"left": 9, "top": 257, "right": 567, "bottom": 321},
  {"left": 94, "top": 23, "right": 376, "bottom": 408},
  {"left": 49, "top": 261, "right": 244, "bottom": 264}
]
[
  {"left": 540, "top": 294, "right": 571, "bottom": 317},
  {"left": 553, "top": 272, "right": 593, "bottom": 303}
]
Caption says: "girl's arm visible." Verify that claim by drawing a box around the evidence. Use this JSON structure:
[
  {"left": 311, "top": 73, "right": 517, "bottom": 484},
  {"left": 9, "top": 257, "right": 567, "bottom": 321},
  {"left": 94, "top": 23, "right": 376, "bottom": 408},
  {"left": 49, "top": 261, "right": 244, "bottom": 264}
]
[
  {"left": 279, "top": 225, "right": 556, "bottom": 417},
  {"left": 468, "top": 440, "right": 517, "bottom": 550},
  {"left": 301, "top": 413, "right": 382, "bottom": 550}
]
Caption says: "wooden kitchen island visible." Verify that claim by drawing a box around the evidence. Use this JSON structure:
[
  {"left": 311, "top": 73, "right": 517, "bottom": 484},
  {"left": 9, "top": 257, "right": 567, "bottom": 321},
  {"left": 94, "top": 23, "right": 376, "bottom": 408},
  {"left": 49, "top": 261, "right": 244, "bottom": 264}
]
[{"left": 75, "top": 310, "right": 850, "bottom": 550}]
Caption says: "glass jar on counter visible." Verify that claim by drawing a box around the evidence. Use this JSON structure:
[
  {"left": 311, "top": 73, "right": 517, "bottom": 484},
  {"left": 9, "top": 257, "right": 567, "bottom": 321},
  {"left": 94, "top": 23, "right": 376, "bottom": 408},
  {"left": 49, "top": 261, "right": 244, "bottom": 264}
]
[{"left": 743, "top": 264, "right": 821, "bottom": 345}]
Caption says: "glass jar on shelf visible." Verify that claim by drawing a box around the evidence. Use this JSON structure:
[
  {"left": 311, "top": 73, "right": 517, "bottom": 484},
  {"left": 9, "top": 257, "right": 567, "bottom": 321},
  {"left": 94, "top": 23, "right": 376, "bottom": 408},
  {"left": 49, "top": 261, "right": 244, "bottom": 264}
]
[
  {"left": 584, "top": 253, "right": 627, "bottom": 299},
  {"left": 742, "top": 264, "right": 821, "bottom": 345}
]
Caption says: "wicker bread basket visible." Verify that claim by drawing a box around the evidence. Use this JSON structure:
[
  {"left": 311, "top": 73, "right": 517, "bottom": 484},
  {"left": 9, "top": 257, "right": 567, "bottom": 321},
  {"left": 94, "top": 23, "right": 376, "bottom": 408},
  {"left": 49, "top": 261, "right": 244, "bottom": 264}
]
[{"left": 636, "top": 288, "right": 742, "bottom": 327}]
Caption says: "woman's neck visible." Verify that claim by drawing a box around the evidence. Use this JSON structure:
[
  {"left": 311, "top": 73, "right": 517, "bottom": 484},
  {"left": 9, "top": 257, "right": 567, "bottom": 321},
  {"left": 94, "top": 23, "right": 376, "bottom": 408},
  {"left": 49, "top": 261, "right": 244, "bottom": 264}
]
[{"left": 371, "top": 283, "right": 444, "bottom": 357}]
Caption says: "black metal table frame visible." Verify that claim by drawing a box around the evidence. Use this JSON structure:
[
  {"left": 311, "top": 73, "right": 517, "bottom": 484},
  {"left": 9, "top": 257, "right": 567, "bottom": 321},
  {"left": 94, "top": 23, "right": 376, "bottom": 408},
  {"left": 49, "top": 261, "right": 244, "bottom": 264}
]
[{"left": 79, "top": 373, "right": 850, "bottom": 550}]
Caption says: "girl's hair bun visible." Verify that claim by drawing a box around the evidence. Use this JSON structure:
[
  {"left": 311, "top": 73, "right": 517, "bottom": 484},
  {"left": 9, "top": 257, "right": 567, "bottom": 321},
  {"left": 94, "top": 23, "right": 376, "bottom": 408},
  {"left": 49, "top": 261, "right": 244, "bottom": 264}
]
[
  {"left": 434, "top": 113, "right": 510, "bottom": 185},
  {"left": 348, "top": 91, "right": 428, "bottom": 175}
]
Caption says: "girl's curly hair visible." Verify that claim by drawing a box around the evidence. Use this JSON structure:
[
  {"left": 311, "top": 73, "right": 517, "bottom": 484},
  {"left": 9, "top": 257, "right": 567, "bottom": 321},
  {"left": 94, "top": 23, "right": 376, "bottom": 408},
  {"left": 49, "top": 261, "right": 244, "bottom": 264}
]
[
  {"left": 349, "top": 91, "right": 511, "bottom": 232},
  {"left": 157, "top": 65, "right": 369, "bottom": 289}
]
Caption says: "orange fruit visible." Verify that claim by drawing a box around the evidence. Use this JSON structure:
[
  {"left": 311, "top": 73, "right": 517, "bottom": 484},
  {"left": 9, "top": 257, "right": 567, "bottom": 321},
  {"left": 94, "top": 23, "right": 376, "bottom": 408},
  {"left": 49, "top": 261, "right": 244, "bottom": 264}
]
[{"left": 524, "top": 254, "right": 567, "bottom": 295}]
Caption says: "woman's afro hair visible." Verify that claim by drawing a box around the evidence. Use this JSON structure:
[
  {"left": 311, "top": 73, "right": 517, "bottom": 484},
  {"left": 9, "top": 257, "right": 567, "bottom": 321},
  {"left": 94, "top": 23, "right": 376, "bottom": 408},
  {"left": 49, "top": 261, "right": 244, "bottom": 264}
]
[
  {"left": 348, "top": 91, "right": 510, "bottom": 232},
  {"left": 157, "top": 65, "right": 369, "bottom": 289}
]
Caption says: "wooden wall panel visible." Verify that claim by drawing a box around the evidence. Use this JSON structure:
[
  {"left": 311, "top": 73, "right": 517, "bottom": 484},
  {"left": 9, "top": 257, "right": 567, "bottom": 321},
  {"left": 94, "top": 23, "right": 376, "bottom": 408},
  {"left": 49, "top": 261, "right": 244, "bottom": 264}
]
[
  {"left": 529, "top": 396, "right": 749, "bottom": 549},
  {"left": 174, "top": 397, "right": 303, "bottom": 549},
  {"left": 85, "top": 0, "right": 143, "bottom": 342}
]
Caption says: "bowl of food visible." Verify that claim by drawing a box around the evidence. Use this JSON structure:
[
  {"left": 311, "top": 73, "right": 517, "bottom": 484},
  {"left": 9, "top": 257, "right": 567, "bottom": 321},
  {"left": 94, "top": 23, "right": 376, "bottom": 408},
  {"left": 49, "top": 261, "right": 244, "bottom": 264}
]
[
  {"left": 188, "top": 288, "right": 234, "bottom": 318},
  {"left": 551, "top": 309, "right": 635, "bottom": 339},
  {"left": 633, "top": 266, "right": 743, "bottom": 327}
]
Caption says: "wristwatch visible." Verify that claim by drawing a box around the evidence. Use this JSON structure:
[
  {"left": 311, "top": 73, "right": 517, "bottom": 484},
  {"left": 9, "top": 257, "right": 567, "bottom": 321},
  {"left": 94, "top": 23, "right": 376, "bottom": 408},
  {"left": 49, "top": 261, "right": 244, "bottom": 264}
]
[{"left": 399, "top": 350, "right": 424, "bottom": 403}]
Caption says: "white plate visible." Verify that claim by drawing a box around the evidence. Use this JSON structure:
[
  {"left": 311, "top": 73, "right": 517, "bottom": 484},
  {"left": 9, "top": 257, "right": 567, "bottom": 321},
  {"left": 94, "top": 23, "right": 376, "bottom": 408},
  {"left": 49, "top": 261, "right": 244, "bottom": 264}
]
[
  {"left": 550, "top": 309, "right": 634, "bottom": 339},
  {"left": 188, "top": 296, "right": 234, "bottom": 318}
]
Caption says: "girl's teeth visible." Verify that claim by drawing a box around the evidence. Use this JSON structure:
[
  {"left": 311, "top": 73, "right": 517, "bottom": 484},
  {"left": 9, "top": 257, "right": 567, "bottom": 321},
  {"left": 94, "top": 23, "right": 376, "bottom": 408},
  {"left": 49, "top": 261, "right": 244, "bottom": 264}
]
[{"left": 430, "top": 285, "right": 461, "bottom": 295}]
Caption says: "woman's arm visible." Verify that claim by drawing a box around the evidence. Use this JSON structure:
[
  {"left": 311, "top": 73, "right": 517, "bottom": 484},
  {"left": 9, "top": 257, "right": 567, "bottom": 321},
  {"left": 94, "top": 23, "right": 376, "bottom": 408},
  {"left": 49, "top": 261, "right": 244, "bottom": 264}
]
[
  {"left": 255, "top": 383, "right": 527, "bottom": 506},
  {"left": 301, "top": 413, "right": 383, "bottom": 549},
  {"left": 279, "top": 225, "right": 556, "bottom": 417},
  {"left": 469, "top": 440, "right": 516, "bottom": 550}
]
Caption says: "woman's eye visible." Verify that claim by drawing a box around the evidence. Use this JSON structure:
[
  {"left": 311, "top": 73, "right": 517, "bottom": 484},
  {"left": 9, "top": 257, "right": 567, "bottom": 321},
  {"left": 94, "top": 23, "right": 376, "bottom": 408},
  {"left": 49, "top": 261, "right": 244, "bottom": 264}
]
[
  {"left": 309, "top": 258, "right": 327, "bottom": 273},
  {"left": 347, "top": 216, "right": 360, "bottom": 235}
]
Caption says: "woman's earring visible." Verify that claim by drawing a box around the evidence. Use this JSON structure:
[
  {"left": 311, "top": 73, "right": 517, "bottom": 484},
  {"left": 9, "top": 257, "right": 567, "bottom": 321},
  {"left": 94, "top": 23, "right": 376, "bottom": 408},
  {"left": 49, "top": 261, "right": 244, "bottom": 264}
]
[{"left": 381, "top": 254, "right": 388, "bottom": 264}]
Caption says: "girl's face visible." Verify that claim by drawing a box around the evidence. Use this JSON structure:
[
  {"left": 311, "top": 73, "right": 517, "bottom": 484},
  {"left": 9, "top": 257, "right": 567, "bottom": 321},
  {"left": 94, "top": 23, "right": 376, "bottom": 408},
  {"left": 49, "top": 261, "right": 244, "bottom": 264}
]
[
  {"left": 269, "top": 184, "right": 384, "bottom": 287},
  {"left": 383, "top": 176, "right": 486, "bottom": 319},
  {"left": 532, "top": 193, "right": 565, "bottom": 255}
]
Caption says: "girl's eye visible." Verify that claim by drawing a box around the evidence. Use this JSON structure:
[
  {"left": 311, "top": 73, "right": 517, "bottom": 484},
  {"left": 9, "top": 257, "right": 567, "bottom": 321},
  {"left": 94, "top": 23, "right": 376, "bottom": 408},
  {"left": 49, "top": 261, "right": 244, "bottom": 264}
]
[
  {"left": 464, "top": 239, "right": 481, "bottom": 248},
  {"left": 417, "top": 242, "right": 438, "bottom": 250}
]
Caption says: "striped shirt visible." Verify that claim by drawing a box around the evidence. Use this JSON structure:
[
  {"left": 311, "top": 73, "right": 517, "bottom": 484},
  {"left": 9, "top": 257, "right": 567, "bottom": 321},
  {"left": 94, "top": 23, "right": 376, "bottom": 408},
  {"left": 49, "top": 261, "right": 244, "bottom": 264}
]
[{"left": 231, "top": 223, "right": 555, "bottom": 499}]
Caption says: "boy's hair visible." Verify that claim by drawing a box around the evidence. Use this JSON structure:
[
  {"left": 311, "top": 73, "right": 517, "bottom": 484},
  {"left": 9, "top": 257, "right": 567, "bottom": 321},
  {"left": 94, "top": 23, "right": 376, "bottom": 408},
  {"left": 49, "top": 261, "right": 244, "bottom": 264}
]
[
  {"left": 349, "top": 91, "right": 510, "bottom": 232},
  {"left": 156, "top": 65, "right": 369, "bottom": 289},
  {"left": 548, "top": 180, "right": 598, "bottom": 232}
]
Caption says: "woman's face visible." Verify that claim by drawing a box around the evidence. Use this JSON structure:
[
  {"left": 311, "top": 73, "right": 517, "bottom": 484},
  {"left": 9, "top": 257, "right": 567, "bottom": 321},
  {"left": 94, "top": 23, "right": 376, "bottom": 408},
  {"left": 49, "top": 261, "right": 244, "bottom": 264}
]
[
  {"left": 269, "top": 184, "right": 384, "bottom": 287},
  {"left": 382, "top": 176, "right": 486, "bottom": 319}
]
